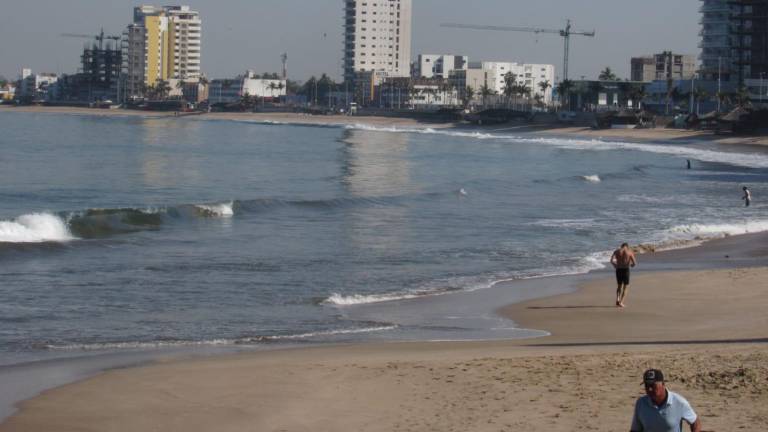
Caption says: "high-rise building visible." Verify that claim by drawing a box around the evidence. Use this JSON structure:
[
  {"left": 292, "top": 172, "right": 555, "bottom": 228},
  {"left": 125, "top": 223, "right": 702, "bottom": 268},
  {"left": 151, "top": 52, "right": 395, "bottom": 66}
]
[
  {"left": 343, "top": 0, "right": 412, "bottom": 83},
  {"left": 124, "top": 5, "right": 201, "bottom": 97},
  {"left": 631, "top": 53, "right": 697, "bottom": 82},
  {"left": 699, "top": 0, "right": 768, "bottom": 85}
]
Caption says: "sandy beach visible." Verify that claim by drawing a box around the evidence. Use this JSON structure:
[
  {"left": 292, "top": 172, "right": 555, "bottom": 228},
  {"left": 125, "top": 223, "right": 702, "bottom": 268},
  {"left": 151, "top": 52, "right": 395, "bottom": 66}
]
[
  {"left": 2, "top": 104, "right": 767, "bottom": 431},
  {"left": 4, "top": 104, "right": 768, "bottom": 147},
  {"left": 1, "top": 262, "right": 766, "bottom": 432}
]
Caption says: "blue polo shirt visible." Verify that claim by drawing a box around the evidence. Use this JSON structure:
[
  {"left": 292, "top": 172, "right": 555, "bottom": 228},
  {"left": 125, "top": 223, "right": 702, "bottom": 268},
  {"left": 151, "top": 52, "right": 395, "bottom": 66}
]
[{"left": 630, "top": 390, "right": 697, "bottom": 432}]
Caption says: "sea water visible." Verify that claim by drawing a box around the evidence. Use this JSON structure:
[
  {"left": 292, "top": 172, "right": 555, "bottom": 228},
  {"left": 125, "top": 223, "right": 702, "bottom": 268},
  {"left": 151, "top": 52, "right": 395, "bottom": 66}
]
[{"left": 1, "top": 112, "right": 767, "bottom": 366}]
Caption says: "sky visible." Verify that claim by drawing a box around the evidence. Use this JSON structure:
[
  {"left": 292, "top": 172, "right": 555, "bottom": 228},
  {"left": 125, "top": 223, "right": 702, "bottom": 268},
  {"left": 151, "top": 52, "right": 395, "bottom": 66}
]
[{"left": 0, "top": 0, "right": 701, "bottom": 83}]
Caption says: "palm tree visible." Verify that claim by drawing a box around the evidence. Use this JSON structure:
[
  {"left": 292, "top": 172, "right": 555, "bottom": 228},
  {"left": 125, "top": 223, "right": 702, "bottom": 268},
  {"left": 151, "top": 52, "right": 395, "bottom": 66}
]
[
  {"left": 502, "top": 72, "right": 516, "bottom": 107},
  {"left": 692, "top": 87, "right": 707, "bottom": 114},
  {"left": 665, "top": 77, "right": 678, "bottom": 114},
  {"left": 156, "top": 80, "right": 172, "bottom": 100},
  {"left": 598, "top": 67, "right": 618, "bottom": 81},
  {"left": 538, "top": 80, "right": 551, "bottom": 106},
  {"left": 733, "top": 86, "right": 751, "bottom": 108},
  {"left": 463, "top": 85, "right": 475, "bottom": 108},
  {"left": 480, "top": 84, "right": 494, "bottom": 107},
  {"left": 517, "top": 83, "right": 531, "bottom": 102},
  {"left": 268, "top": 82, "right": 278, "bottom": 99},
  {"left": 555, "top": 79, "right": 574, "bottom": 110}
]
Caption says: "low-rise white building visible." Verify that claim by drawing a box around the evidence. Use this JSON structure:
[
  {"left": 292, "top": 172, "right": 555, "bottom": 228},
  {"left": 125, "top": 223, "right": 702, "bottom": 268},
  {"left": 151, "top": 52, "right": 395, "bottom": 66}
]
[
  {"left": 17, "top": 68, "right": 58, "bottom": 101},
  {"left": 415, "top": 54, "right": 468, "bottom": 79},
  {"left": 209, "top": 70, "right": 286, "bottom": 104},
  {"left": 482, "top": 61, "right": 555, "bottom": 103}
]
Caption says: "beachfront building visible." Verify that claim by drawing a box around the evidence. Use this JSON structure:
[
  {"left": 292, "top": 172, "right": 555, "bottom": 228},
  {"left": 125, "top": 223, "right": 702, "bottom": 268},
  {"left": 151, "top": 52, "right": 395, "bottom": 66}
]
[
  {"left": 208, "top": 71, "right": 286, "bottom": 104},
  {"left": 481, "top": 61, "right": 556, "bottom": 104},
  {"left": 124, "top": 5, "right": 202, "bottom": 98},
  {"left": 343, "top": 0, "right": 413, "bottom": 86},
  {"left": 17, "top": 68, "right": 58, "bottom": 102},
  {"left": 448, "top": 67, "right": 496, "bottom": 105},
  {"left": 630, "top": 53, "right": 697, "bottom": 82},
  {"left": 0, "top": 83, "right": 15, "bottom": 101},
  {"left": 563, "top": 80, "right": 649, "bottom": 112},
  {"left": 414, "top": 54, "right": 468, "bottom": 79}
]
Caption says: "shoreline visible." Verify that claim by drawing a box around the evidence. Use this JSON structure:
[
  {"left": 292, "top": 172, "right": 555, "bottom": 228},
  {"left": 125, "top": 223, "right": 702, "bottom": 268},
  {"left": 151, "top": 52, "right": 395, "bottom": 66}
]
[
  {"left": 2, "top": 105, "right": 767, "bottom": 430},
  {"left": 4, "top": 104, "right": 768, "bottom": 147},
  {"left": 2, "top": 231, "right": 767, "bottom": 430}
]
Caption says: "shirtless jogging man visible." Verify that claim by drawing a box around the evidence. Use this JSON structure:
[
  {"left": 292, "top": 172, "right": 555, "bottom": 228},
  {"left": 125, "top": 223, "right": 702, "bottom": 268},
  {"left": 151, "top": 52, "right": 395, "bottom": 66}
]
[{"left": 611, "top": 242, "right": 637, "bottom": 307}]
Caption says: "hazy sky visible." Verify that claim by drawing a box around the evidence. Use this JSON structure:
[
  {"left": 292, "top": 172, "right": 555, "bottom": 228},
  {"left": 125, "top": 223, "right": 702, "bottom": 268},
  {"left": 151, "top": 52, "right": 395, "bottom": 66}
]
[{"left": 0, "top": 0, "right": 700, "bottom": 82}]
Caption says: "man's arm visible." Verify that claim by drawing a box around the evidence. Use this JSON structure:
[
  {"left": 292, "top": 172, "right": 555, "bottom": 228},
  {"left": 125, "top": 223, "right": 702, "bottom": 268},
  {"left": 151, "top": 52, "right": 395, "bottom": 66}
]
[
  {"left": 610, "top": 251, "right": 618, "bottom": 268},
  {"left": 689, "top": 417, "right": 701, "bottom": 432},
  {"left": 629, "top": 400, "right": 643, "bottom": 432}
]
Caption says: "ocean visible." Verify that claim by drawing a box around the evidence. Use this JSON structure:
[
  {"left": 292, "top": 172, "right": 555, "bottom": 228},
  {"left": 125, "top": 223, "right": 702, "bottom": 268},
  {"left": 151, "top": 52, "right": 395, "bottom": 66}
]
[{"left": 1, "top": 112, "right": 767, "bottom": 368}]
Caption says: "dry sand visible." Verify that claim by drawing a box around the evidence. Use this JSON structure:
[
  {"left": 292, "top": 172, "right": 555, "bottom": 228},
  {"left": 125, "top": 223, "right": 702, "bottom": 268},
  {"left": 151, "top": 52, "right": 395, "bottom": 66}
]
[{"left": 2, "top": 267, "right": 766, "bottom": 432}]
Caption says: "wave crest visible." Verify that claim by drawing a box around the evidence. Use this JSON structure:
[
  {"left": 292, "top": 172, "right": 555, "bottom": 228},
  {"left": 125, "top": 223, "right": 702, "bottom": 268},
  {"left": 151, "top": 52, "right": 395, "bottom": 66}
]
[{"left": 0, "top": 213, "right": 75, "bottom": 243}]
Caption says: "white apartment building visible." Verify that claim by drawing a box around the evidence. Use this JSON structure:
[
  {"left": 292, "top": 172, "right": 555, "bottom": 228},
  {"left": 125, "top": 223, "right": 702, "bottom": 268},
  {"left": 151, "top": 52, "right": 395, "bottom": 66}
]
[
  {"left": 343, "top": 0, "right": 412, "bottom": 82},
  {"left": 415, "top": 54, "right": 468, "bottom": 79},
  {"left": 124, "top": 5, "right": 202, "bottom": 98},
  {"left": 209, "top": 71, "right": 286, "bottom": 104},
  {"left": 482, "top": 62, "right": 556, "bottom": 103},
  {"left": 17, "top": 68, "right": 58, "bottom": 100}
]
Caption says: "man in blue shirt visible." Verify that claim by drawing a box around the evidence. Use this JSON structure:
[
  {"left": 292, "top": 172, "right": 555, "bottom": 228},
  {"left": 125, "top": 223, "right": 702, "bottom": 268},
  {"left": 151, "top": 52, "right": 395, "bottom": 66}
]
[{"left": 630, "top": 369, "right": 701, "bottom": 432}]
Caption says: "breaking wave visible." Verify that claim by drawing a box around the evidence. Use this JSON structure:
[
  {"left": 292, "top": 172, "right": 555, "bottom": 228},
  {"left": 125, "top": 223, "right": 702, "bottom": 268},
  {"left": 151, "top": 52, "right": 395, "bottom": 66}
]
[
  {"left": 665, "top": 220, "right": 768, "bottom": 238},
  {"left": 323, "top": 251, "right": 610, "bottom": 307},
  {"left": 0, "top": 213, "right": 75, "bottom": 243},
  {"left": 581, "top": 174, "right": 601, "bottom": 183}
]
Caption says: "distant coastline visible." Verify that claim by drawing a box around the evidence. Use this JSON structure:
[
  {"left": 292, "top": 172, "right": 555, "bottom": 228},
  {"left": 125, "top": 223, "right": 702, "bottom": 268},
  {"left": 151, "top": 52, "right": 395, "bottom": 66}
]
[{"left": 4, "top": 104, "right": 768, "bottom": 147}]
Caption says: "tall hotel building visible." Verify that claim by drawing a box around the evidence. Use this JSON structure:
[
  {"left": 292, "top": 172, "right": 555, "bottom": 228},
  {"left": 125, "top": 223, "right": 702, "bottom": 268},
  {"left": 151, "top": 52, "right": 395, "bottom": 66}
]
[
  {"left": 699, "top": 0, "right": 768, "bottom": 84},
  {"left": 343, "top": 0, "right": 412, "bottom": 83},
  {"left": 124, "top": 5, "right": 201, "bottom": 96}
]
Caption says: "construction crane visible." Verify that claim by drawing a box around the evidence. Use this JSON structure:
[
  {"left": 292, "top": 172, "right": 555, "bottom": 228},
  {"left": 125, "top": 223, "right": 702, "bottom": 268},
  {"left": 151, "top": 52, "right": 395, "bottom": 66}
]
[
  {"left": 62, "top": 28, "right": 122, "bottom": 51},
  {"left": 440, "top": 20, "right": 595, "bottom": 81}
]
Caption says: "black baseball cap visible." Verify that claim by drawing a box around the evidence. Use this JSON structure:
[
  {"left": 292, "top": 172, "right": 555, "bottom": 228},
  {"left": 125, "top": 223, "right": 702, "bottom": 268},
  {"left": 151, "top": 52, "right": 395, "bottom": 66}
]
[{"left": 643, "top": 369, "right": 664, "bottom": 384}]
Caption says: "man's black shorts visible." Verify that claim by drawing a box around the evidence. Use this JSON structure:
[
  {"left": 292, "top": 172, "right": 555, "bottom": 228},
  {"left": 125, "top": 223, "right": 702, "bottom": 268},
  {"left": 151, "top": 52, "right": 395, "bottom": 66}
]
[{"left": 616, "top": 268, "right": 630, "bottom": 285}]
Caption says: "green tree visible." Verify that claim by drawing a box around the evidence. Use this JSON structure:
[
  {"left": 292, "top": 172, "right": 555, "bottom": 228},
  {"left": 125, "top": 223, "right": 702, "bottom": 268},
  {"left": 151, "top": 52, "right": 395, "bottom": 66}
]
[
  {"left": 480, "top": 84, "right": 494, "bottom": 107},
  {"left": 555, "top": 79, "right": 574, "bottom": 110},
  {"left": 598, "top": 67, "right": 618, "bottom": 81},
  {"left": 462, "top": 85, "right": 475, "bottom": 108},
  {"left": 502, "top": 72, "right": 517, "bottom": 107},
  {"left": 666, "top": 77, "right": 675, "bottom": 114},
  {"left": 537, "top": 80, "right": 551, "bottom": 104}
]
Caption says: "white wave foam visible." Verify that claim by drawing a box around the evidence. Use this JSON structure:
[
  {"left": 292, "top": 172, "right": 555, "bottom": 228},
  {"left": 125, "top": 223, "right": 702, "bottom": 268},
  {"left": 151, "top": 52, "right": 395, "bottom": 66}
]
[
  {"left": 581, "top": 174, "right": 601, "bottom": 183},
  {"left": 44, "top": 326, "right": 397, "bottom": 351},
  {"left": 339, "top": 124, "right": 768, "bottom": 169},
  {"left": 666, "top": 220, "right": 768, "bottom": 238},
  {"left": 515, "top": 136, "right": 768, "bottom": 169},
  {"left": 617, "top": 194, "right": 679, "bottom": 204},
  {"left": 0, "top": 213, "right": 75, "bottom": 243},
  {"left": 324, "top": 292, "right": 427, "bottom": 305},
  {"left": 262, "top": 325, "right": 398, "bottom": 340},
  {"left": 530, "top": 218, "right": 597, "bottom": 229},
  {"left": 195, "top": 202, "right": 234, "bottom": 217}
]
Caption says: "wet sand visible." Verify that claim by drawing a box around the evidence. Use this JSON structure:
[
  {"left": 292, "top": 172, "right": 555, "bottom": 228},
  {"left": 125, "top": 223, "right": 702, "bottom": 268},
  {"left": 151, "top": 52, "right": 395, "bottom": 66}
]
[{"left": 2, "top": 263, "right": 766, "bottom": 431}]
